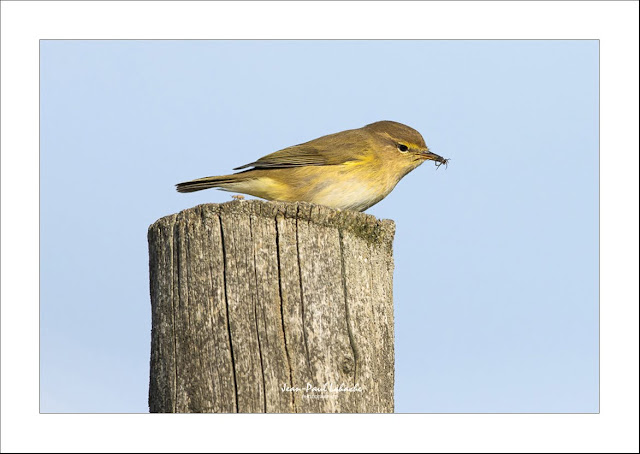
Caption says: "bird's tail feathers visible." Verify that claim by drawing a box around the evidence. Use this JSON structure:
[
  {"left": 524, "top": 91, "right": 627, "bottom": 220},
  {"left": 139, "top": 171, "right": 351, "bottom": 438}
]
[{"left": 175, "top": 175, "right": 244, "bottom": 193}]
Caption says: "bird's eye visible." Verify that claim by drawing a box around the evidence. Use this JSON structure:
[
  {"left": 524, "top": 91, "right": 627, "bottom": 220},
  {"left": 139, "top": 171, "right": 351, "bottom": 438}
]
[{"left": 397, "top": 144, "right": 409, "bottom": 152}]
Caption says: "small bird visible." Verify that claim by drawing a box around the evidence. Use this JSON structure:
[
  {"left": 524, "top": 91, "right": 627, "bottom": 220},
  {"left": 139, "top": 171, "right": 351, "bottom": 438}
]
[{"left": 176, "top": 121, "right": 448, "bottom": 212}]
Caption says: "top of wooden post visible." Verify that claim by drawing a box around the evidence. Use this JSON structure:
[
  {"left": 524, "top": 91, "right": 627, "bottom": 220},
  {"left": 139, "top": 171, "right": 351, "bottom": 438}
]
[{"left": 151, "top": 200, "right": 396, "bottom": 247}]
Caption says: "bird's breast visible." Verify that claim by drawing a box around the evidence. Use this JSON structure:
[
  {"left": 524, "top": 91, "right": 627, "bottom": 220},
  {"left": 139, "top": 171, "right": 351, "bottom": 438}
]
[{"left": 298, "top": 161, "right": 399, "bottom": 211}]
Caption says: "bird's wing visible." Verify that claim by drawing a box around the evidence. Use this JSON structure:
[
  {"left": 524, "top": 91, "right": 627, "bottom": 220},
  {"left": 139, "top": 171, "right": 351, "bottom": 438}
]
[{"left": 233, "top": 129, "right": 369, "bottom": 170}]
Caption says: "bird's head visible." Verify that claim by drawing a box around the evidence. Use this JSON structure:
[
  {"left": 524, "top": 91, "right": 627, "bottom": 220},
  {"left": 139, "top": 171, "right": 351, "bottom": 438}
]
[{"left": 364, "top": 121, "right": 448, "bottom": 174}]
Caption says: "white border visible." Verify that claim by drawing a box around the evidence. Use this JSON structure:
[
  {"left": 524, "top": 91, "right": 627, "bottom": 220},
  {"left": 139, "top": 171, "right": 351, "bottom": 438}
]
[{"left": 2, "top": 1, "right": 638, "bottom": 453}]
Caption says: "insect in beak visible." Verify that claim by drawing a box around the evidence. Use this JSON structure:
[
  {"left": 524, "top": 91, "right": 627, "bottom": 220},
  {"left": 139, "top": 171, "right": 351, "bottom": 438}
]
[
  {"left": 435, "top": 158, "right": 449, "bottom": 170},
  {"left": 420, "top": 149, "right": 449, "bottom": 169}
]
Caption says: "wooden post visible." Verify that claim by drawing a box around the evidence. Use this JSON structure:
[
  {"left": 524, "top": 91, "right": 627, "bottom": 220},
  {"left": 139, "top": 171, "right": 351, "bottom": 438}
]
[{"left": 148, "top": 200, "right": 395, "bottom": 413}]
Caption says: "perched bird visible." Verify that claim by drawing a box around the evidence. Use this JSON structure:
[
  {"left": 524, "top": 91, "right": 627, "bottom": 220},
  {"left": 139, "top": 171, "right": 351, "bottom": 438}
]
[{"left": 176, "top": 121, "right": 448, "bottom": 212}]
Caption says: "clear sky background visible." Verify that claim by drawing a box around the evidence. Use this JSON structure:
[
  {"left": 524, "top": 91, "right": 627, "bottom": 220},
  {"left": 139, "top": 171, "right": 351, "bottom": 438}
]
[{"left": 40, "top": 40, "right": 599, "bottom": 413}]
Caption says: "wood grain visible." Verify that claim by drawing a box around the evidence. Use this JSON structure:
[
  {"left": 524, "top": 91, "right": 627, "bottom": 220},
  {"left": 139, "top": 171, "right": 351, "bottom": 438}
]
[{"left": 148, "top": 200, "right": 395, "bottom": 413}]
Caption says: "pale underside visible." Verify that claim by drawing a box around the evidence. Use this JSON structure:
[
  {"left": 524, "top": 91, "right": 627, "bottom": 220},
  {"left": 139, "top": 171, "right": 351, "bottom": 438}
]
[{"left": 216, "top": 169, "right": 396, "bottom": 212}]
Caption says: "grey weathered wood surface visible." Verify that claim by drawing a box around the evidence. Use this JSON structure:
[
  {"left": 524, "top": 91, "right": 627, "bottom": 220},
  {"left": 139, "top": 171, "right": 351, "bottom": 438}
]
[{"left": 148, "top": 200, "right": 395, "bottom": 413}]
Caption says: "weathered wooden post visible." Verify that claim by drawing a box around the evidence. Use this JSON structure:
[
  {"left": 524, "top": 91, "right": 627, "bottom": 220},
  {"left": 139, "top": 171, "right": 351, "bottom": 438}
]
[{"left": 148, "top": 200, "right": 395, "bottom": 413}]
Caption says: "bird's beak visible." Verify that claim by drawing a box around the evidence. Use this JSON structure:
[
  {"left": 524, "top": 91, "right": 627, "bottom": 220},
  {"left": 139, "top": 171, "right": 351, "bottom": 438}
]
[{"left": 418, "top": 149, "right": 447, "bottom": 164}]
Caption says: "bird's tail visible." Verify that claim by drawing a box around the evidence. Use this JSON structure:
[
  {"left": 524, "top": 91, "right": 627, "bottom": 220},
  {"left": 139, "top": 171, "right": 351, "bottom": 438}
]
[{"left": 175, "top": 174, "right": 245, "bottom": 193}]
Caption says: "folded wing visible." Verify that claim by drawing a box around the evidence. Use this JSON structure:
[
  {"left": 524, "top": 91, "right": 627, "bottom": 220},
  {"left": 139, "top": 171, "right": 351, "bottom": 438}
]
[{"left": 234, "top": 128, "right": 369, "bottom": 170}]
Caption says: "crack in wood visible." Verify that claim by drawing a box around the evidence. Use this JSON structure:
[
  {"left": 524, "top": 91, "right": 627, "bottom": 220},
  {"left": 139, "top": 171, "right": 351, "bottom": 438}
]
[
  {"left": 171, "top": 221, "right": 179, "bottom": 412},
  {"left": 218, "top": 215, "right": 239, "bottom": 413},
  {"left": 294, "top": 206, "right": 312, "bottom": 369},
  {"left": 274, "top": 215, "right": 296, "bottom": 411},
  {"left": 339, "top": 229, "right": 359, "bottom": 387},
  {"left": 249, "top": 215, "right": 268, "bottom": 413}
]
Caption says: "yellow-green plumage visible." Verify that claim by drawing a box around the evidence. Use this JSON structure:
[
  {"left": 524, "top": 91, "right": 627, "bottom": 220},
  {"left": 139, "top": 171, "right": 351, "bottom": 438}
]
[{"left": 176, "top": 121, "right": 447, "bottom": 211}]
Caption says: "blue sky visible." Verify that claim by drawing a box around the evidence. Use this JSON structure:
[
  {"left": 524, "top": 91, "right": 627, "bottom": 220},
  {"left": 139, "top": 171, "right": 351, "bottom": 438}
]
[{"left": 40, "top": 40, "right": 599, "bottom": 413}]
